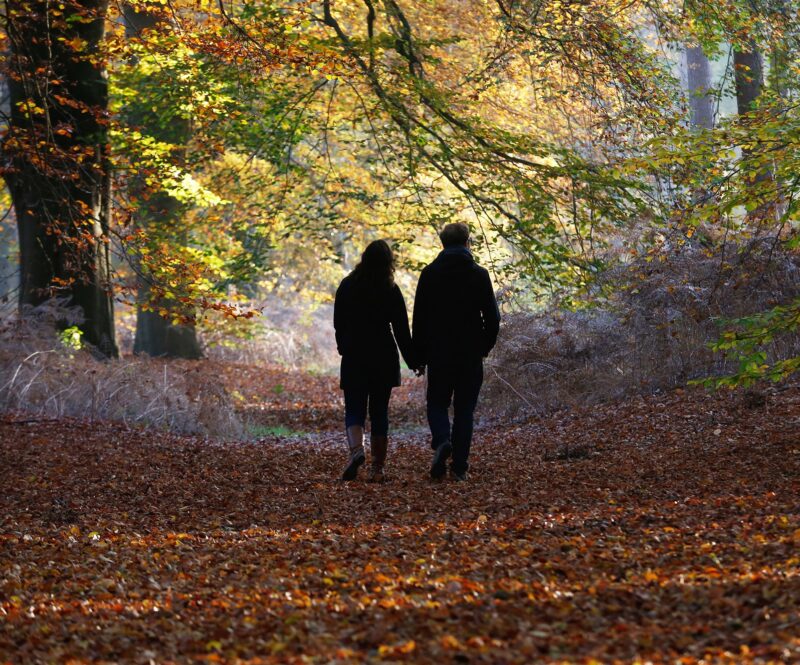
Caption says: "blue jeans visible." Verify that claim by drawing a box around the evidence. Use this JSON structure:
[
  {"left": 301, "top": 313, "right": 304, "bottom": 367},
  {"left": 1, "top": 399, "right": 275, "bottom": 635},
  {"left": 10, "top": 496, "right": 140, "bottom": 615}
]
[
  {"left": 344, "top": 385, "right": 392, "bottom": 436},
  {"left": 426, "top": 357, "right": 483, "bottom": 474}
]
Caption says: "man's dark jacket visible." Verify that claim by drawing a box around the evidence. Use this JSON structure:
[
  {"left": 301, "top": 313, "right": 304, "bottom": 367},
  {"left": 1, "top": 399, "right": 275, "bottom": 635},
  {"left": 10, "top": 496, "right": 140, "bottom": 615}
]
[
  {"left": 334, "top": 275, "right": 415, "bottom": 390},
  {"left": 412, "top": 246, "right": 500, "bottom": 364}
]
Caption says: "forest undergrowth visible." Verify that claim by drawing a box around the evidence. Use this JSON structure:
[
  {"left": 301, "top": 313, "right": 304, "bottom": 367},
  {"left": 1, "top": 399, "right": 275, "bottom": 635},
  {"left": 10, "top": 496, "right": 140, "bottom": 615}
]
[
  {"left": 4, "top": 243, "right": 799, "bottom": 439},
  {"left": 484, "top": 243, "right": 800, "bottom": 418},
  {"left": 1, "top": 369, "right": 799, "bottom": 663}
]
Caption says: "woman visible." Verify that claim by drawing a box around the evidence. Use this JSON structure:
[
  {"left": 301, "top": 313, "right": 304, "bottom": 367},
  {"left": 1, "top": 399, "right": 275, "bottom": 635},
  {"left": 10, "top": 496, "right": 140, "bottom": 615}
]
[{"left": 334, "top": 240, "right": 416, "bottom": 482}]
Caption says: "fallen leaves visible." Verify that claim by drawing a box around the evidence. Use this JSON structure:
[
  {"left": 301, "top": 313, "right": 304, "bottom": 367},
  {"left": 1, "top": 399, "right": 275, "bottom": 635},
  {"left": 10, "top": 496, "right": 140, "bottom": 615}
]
[{"left": 1, "top": 372, "right": 799, "bottom": 663}]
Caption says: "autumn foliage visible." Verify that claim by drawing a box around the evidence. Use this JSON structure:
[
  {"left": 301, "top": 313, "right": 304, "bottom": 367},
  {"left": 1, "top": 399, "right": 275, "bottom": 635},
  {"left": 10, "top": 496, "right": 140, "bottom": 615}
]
[
  {"left": 2, "top": 1, "right": 800, "bottom": 661},
  {"left": 2, "top": 373, "right": 799, "bottom": 663}
]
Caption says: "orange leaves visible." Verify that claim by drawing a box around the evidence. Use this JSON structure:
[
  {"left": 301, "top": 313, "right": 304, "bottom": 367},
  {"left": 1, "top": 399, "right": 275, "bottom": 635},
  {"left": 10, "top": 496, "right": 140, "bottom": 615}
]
[
  {"left": 58, "top": 36, "right": 88, "bottom": 52},
  {"left": 377, "top": 639, "right": 416, "bottom": 658},
  {"left": 439, "top": 633, "right": 462, "bottom": 649},
  {"left": 2, "top": 375, "right": 800, "bottom": 662}
]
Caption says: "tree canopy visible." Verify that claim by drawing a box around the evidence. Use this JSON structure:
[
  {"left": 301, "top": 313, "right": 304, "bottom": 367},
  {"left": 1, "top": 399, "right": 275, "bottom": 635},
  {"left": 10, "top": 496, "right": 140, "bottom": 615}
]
[{"left": 1, "top": 0, "right": 798, "bottom": 379}]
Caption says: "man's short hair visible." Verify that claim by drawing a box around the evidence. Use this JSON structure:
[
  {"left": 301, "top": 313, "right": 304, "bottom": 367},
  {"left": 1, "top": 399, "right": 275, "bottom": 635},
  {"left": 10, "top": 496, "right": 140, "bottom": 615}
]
[{"left": 439, "top": 222, "right": 470, "bottom": 248}]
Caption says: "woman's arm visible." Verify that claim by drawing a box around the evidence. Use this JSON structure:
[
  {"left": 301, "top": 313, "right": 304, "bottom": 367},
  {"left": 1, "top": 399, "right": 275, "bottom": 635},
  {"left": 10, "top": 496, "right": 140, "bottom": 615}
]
[
  {"left": 333, "top": 282, "right": 347, "bottom": 355},
  {"left": 390, "top": 285, "right": 416, "bottom": 369}
]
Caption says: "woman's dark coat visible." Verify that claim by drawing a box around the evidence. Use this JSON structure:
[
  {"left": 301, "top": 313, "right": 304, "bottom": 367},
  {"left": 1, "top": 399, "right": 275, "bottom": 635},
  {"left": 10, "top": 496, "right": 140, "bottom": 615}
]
[{"left": 334, "top": 274, "right": 415, "bottom": 390}]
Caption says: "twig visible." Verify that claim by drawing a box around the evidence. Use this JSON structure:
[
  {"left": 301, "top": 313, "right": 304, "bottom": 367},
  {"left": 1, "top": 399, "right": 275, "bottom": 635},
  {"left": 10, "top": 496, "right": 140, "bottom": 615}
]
[{"left": 488, "top": 364, "right": 534, "bottom": 410}]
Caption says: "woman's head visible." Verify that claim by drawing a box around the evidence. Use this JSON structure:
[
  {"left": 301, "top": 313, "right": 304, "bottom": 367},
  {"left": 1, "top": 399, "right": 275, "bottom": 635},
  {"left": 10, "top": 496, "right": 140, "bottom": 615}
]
[{"left": 352, "top": 239, "right": 395, "bottom": 287}]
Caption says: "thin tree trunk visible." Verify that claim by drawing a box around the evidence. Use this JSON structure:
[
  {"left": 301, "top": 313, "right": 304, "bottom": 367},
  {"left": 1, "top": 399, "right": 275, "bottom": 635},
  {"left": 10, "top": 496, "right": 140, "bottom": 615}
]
[
  {"left": 0, "top": 216, "right": 17, "bottom": 300},
  {"left": 683, "top": 43, "right": 717, "bottom": 244},
  {"left": 685, "top": 45, "right": 714, "bottom": 129},
  {"left": 0, "top": 71, "right": 17, "bottom": 300},
  {"left": 733, "top": 43, "right": 776, "bottom": 223},
  {"left": 3, "top": 0, "right": 117, "bottom": 356},
  {"left": 733, "top": 46, "right": 763, "bottom": 115},
  {"left": 124, "top": 3, "right": 201, "bottom": 359}
]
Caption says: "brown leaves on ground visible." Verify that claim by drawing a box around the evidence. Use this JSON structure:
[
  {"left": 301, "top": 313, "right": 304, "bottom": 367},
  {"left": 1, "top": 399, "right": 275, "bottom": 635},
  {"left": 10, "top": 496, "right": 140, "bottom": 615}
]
[
  {"left": 202, "top": 361, "right": 426, "bottom": 433},
  {"left": 1, "top": 374, "right": 799, "bottom": 664}
]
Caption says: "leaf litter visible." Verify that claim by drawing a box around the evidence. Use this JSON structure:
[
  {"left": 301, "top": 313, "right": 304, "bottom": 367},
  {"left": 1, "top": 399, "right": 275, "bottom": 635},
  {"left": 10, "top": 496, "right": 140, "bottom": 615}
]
[{"left": 1, "top": 367, "right": 799, "bottom": 664}]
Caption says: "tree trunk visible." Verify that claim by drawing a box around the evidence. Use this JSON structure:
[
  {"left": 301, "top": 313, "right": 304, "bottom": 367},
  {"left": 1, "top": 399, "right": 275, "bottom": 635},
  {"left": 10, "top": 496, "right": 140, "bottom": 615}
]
[
  {"left": 132, "top": 193, "right": 202, "bottom": 359},
  {"left": 124, "top": 3, "right": 201, "bottom": 359},
  {"left": 685, "top": 45, "right": 714, "bottom": 129},
  {"left": 733, "top": 43, "right": 775, "bottom": 223},
  {"left": 0, "top": 216, "right": 17, "bottom": 300},
  {"left": 134, "top": 287, "right": 202, "bottom": 357},
  {"left": 3, "top": 0, "right": 117, "bottom": 356},
  {"left": 0, "top": 73, "right": 17, "bottom": 300},
  {"left": 733, "top": 45, "right": 763, "bottom": 115}
]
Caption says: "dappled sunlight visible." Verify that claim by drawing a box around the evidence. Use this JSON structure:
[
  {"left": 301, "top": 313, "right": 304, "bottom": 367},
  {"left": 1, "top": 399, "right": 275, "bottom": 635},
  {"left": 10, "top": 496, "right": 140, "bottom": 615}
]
[{"left": 4, "top": 514, "right": 799, "bottom": 662}]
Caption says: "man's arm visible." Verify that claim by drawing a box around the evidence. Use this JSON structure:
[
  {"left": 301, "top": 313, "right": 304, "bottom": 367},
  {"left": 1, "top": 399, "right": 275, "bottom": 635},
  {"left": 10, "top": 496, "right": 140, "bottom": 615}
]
[
  {"left": 411, "top": 269, "right": 430, "bottom": 367},
  {"left": 479, "top": 269, "right": 501, "bottom": 356}
]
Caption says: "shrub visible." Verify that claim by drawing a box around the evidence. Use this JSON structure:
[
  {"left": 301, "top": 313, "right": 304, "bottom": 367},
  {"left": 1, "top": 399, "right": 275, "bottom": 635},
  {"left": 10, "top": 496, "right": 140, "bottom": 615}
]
[
  {"left": 483, "top": 242, "right": 800, "bottom": 418},
  {"left": 0, "top": 301, "right": 244, "bottom": 438}
]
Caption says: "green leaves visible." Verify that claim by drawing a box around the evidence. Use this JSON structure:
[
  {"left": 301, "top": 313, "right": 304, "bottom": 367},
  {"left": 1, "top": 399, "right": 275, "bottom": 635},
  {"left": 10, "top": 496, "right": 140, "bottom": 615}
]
[{"left": 695, "top": 298, "right": 800, "bottom": 388}]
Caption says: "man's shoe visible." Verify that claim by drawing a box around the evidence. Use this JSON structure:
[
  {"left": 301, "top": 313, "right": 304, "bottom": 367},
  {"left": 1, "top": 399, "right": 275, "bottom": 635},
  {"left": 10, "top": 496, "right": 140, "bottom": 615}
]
[
  {"left": 451, "top": 469, "right": 468, "bottom": 482},
  {"left": 430, "top": 442, "right": 452, "bottom": 479}
]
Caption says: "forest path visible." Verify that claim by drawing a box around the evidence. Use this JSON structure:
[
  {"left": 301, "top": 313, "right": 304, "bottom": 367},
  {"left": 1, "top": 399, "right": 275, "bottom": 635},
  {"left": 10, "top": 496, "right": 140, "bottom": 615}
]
[
  {"left": 209, "top": 362, "right": 429, "bottom": 437},
  {"left": 1, "top": 371, "right": 800, "bottom": 664}
]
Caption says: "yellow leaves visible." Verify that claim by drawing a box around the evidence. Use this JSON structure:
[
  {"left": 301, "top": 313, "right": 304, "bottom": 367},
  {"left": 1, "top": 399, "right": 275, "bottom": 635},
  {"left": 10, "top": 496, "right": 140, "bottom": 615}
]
[
  {"left": 378, "top": 640, "right": 416, "bottom": 658},
  {"left": 205, "top": 640, "right": 222, "bottom": 652},
  {"left": 59, "top": 36, "right": 88, "bottom": 52},
  {"left": 643, "top": 569, "right": 660, "bottom": 584},
  {"left": 15, "top": 99, "right": 45, "bottom": 116}
]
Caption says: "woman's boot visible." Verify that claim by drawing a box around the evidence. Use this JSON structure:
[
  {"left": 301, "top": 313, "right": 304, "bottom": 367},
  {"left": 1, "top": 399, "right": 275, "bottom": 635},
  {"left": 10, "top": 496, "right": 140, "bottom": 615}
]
[
  {"left": 367, "top": 435, "right": 388, "bottom": 483},
  {"left": 342, "top": 425, "right": 365, "bottom": 481}
]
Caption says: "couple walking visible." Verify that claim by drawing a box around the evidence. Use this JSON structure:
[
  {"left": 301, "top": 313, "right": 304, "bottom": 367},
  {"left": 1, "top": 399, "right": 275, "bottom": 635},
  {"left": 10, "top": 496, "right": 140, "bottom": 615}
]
[{"left": 333, "top": 222, "right": 501, "bottom": 483}]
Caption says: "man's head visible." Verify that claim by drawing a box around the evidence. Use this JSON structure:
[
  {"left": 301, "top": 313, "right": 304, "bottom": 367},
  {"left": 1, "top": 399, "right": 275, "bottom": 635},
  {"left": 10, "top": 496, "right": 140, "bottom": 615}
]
[{"left": 439, "top": 222, "right": 471, "bottom": 248}]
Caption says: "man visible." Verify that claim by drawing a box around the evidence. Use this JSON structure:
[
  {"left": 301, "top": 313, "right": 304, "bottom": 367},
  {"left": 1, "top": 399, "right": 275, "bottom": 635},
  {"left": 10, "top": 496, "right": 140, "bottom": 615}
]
[{"left": 412, "top": 222, "right": 501, "bottom": 481}]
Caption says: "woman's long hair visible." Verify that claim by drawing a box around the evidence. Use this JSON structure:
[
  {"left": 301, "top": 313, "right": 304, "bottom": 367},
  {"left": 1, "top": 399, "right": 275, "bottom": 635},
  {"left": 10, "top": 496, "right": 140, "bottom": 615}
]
[{"left": 351, "top": 239, "right": 395, "bottom": 290}]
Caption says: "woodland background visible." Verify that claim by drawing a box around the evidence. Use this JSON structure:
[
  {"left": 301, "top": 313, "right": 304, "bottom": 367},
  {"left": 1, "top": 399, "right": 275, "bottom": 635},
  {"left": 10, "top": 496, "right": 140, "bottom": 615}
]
[
  {"left": 1, "top": 2, "right": 800, "bottom": 663},
  {"left": 0, "top": 0, "right": 799, "bottom": 432}
]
